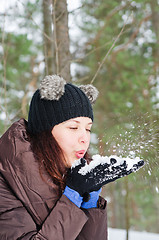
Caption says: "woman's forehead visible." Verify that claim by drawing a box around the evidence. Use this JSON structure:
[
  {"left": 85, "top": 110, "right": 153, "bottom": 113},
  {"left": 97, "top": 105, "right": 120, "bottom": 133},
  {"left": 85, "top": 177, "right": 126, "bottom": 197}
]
[{"left": 64, "top": 117, "right": 93, "bottom": 124}]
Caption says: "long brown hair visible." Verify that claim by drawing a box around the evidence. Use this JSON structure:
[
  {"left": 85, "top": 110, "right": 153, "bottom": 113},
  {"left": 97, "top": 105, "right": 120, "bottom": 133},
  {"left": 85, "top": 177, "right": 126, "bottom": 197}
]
[{"left": 28, "top": 129, "right": 91, "bottom": 195}]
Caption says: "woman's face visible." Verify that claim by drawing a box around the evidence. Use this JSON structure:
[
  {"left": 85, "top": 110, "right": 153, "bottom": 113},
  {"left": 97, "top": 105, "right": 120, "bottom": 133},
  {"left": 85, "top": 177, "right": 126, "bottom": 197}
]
[{"left": 52, "top": 117, "right": 92, "bottom": 167}]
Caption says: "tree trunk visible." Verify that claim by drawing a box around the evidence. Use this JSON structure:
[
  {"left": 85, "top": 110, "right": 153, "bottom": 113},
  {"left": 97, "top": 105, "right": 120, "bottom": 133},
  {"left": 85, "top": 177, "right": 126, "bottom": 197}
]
[
  {"left": 42, "top": 0, "right": 55, "bottom": 75},
  {"left": 125, "top": 177, "right": 129, "bottom": 240},
  {"left": 52, "top": 0, "right": 71, "bottom": 81}
]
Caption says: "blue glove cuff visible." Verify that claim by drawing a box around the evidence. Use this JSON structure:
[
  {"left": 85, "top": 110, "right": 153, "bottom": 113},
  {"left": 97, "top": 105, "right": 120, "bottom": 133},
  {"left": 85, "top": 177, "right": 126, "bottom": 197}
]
[
  {"left": 63, "top": 186, "right": 83, "bottom": 208},
  {"left": 81, "top": 188, "right": 102, "bottom": 209}
]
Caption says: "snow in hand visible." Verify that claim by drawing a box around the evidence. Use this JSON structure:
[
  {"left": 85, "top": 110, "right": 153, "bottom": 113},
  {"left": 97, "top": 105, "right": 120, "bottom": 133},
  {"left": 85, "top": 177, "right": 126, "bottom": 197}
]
[{"left": 78, "top": 154, "right": 144, "bottom": 175}]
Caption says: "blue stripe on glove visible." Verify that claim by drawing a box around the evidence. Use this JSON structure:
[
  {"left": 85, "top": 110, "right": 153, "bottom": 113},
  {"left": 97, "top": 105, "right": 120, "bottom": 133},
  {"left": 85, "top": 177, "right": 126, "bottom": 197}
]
[{"left": 63, "top": 186, "right": 83, "bottom": 208}]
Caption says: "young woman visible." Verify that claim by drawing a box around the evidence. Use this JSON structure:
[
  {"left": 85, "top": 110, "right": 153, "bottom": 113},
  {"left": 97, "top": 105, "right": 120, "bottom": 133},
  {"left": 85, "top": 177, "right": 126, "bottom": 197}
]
[
  {"left": 0, "top": 75, "right": 107, "bottom": 239},
  {"left": 0, "top": 75, "right": 144, "bottom": 239}
]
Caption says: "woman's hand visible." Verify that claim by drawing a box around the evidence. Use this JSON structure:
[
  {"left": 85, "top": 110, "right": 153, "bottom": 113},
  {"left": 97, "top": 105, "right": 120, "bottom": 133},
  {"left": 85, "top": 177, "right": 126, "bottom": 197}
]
[{"left": 66, "top": 156, "right": 144, "bottom": 198}]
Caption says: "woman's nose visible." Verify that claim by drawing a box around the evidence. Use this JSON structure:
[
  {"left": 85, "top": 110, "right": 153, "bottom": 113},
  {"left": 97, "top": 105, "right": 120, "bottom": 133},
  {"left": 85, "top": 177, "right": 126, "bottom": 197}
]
[{"left": 79, "top": 130, "right": 89, "bottom": 144}]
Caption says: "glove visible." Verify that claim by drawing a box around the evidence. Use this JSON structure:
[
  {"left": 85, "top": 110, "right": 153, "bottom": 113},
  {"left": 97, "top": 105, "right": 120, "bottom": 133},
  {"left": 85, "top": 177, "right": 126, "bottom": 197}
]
[
  {"left": 63, "top": 159, "right": 86, "bottom": 207},
  {"left": 66, "top": 155, "right": 144, "bottom": 198},
  {"left": 81, "top": 188, "right": 102, "bottom": 209},
  {"left": 66, "top": 158, "right": 90, "bottom": 198}
]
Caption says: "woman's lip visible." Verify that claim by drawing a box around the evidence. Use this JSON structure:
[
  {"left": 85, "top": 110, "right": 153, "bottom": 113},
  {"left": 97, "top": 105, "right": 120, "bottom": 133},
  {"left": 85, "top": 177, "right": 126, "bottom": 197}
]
[{"left": 75, "top": 150, "right": 85, "bottom": 159}]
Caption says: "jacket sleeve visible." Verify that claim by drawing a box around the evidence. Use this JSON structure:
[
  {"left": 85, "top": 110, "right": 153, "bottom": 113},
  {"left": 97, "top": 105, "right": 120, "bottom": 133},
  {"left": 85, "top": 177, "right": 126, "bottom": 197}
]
[
  {"left": 0, "top": 174, "right": 88, "bottom": 240},
  {"left": 76, "top": 197, "right": 108, "bottom": 240}
]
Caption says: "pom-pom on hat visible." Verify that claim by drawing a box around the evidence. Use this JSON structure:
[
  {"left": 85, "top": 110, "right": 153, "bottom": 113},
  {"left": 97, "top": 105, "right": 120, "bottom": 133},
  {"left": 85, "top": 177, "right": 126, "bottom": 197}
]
[{"left": 27, "top": 75, "right": 98, "bottom": 134}]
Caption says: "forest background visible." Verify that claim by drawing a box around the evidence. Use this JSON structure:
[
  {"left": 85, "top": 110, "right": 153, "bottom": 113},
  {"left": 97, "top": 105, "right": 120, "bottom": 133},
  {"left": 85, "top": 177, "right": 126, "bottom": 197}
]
[{"left": 0, "top": 0, "right": 159, "bottom": 238}]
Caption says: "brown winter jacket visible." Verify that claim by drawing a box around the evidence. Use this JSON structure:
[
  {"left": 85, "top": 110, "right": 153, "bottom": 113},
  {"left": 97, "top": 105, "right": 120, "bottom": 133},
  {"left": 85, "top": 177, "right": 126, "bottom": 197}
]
[{"left": 0, "top": 119, "right": 107, "bottom": 240}]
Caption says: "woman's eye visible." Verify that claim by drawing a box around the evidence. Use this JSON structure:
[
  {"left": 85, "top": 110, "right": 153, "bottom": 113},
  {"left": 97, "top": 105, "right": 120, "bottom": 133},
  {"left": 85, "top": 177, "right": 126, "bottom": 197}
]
[
  {"left": 68, "top": 127, "right": 91, "bottom": 132},
  {"left": 86, "top": 129, "right": 91, "bottom": 132}
]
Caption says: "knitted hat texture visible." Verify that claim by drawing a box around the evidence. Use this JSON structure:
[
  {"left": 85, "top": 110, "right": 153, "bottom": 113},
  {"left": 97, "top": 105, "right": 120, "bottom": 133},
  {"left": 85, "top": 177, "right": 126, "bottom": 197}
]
[{"left": 27, "top": 75, "right": 98, "bottom": 134}]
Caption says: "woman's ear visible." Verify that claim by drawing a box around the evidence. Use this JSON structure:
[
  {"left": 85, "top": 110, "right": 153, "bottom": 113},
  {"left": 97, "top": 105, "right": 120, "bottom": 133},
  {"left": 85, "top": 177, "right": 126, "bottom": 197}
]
[{"left": 79, "top": 85, "right": 99, "bottom": 104}]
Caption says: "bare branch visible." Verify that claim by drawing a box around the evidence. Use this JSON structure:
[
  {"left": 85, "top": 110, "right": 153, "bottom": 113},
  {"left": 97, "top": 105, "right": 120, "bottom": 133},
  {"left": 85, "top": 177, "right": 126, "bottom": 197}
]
[
  {"left": 17, "top": 0, "right": 54, "bottom": 43},
  {"left": 112, "top": 14, "right": 152, "bottom": 56},
  {"left": 90, "top": 2, "right": 131, "bottom": 45},
  {"left": 72, "top": 40, "right": 113, "bottom": 64},
  {"left": 56, "top": 9, "right": 66, "bottom": 22},
  {"left": 68, "top": 4, "right": 85, "bottom": 14},
  {"left": 90, "top": 13, "right": 132, "bottom": 84}
]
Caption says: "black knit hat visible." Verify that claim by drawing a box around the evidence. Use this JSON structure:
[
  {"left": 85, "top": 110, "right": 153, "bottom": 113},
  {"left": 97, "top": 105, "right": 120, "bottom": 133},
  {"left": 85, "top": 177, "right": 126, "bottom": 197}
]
[{"left": 27, "top": 75, "right": 98, "bottom": 134}]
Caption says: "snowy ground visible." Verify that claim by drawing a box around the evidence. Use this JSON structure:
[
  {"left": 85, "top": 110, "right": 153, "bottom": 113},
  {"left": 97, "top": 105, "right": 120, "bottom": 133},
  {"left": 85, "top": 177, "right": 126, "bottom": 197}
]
[{"left": 108, "top": 228, "right": 159, "bottom": 240}]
